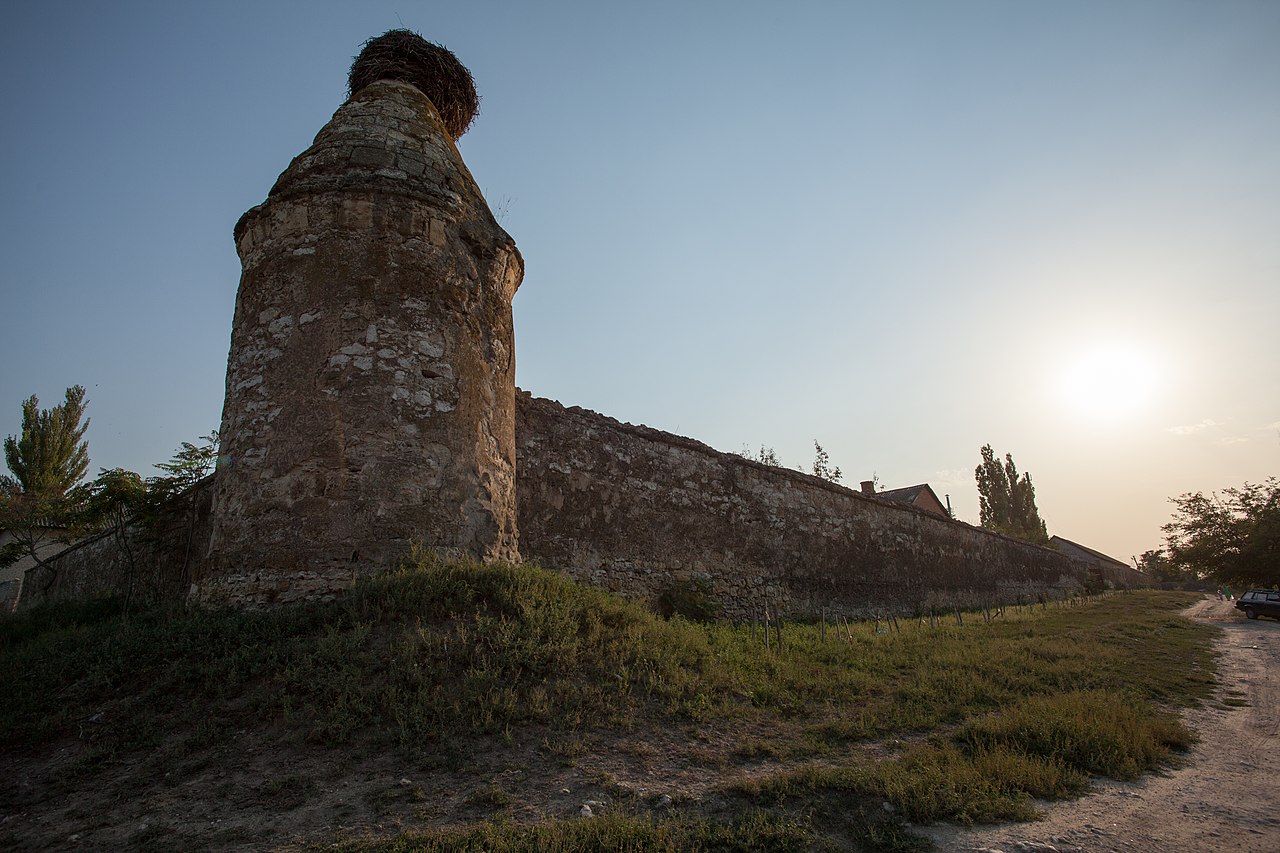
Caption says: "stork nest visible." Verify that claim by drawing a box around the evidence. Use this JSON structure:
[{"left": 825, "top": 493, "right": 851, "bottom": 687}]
[{"left": 348, "top": 29, "right": 478, "bottom": 140}]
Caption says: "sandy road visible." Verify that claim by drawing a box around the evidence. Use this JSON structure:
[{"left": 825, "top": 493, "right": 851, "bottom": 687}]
[{"left": 921, "top": 596, "right": 1280, "bottom": 853}]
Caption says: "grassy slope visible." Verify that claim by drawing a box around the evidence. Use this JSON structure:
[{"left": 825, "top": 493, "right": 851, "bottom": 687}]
[{"left": 0, "top": 559, "right": 1216, "bottom": 851}]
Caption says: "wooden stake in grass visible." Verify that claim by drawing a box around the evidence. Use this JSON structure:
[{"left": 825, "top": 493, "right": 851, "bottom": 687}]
[{"left": 820, "top": 607, "right": 826, "bottom": 642}]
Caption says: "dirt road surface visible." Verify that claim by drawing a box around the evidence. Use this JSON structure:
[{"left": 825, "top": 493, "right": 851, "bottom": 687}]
[{"left": 922, "top": 596, "right": 1280, "bottom": 852}]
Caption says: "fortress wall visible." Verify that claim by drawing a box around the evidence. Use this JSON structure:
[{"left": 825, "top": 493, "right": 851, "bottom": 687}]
[
  {"left": 515, "top": 392, "right": 1086, "bottom": 619},
  {"left": 19, "top": 478, "right": 214, "bottom": 612},
  {"left": 201, "top": 79, "right": 522, "bottom": 607},
  {"left": 20, "top": 395, "right": 1090, "bottom": 618},
  {"left": 1102, "top": 562, "right": 1147, "bottom": 589}
]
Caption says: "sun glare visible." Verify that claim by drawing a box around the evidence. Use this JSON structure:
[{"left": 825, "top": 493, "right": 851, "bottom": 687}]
[{"left": 1059, "top": 343, "right": 1161, "bottom": 423}]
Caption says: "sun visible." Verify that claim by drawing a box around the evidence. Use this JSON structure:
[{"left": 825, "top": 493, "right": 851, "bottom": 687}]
[{"left": 1059, "top": 343, "right": 1160, "bottom": 422}]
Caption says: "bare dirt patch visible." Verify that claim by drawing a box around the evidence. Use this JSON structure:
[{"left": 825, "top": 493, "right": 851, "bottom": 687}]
[
  {"left": 1, "top": 716, "right": 784, "bottom": 851},
  {"left": 920, "top": 596, "right": 1280, "bottom": 852}
]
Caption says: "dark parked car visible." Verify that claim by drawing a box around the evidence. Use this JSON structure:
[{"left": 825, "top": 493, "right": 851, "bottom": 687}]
[{"left": 1235, "top": 589, "right": 1280, "bottom": 620}]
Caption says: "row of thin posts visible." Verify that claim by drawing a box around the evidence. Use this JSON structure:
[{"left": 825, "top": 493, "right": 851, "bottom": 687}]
[
  {"left": 818, "top": 606, "right": 864, "bottom": 642},
  {"left": 751, "top": 603, "right": 783, "bottom": 652}
]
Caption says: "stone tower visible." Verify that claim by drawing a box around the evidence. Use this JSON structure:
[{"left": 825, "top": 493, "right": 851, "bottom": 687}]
[{"left": 200, "top": 33, "right": 523, "bottom": 605}]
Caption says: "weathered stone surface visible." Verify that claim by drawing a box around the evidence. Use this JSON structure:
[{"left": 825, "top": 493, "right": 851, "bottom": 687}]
[
  {"left": 515, "top": 392, "right": 1090, "bottom": 620},
  {"left": 201, "top": 79, "right": 522, "bottom": 606},
  {"left": 24, "top": 392, "right": 1134, "bottom": 618}
]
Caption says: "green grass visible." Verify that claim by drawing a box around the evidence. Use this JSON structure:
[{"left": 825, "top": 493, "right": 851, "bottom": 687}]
[
  {"left": 0, "top": 558, "right": 727, "bottom": 754},
  {"left": 0, "top": 559, "right": 1217, "bottom": 851},
  {"left": 744, "top": 687, "right": 1191, "bottom": 826},
  {"left": 324, "top": 811, "right": 814, "bottom": 852}
]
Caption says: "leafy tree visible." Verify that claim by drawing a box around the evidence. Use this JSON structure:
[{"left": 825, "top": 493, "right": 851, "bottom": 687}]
[
  {"left": 3, "top": 386, "right": 89, "bottom": 497},
  {"left": 148, "top": 431, "right": 219, "bottom": 500},
  {"left": 86, "top": 468, "right": 147, "bottom": 609},
  {"left": 1163, "top": 478, "right": 1280, "bottom": 588},
  {"left": 1131, "top": 547, "right": 1190, "bottom": 584},
  {"left": 0, "top": 387, "right": 93, "bottom": 579},
  {"left": 141, "top": 431, "right": 219, "bottom": 588},
  {"left": 812, "top": 441, "right": 842, "bottom": 483},
  {"left": 974, "top": 445, "right": 1049, "bottom": 544}
]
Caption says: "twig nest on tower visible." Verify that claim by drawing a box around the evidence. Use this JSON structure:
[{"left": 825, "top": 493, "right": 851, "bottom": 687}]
[{"left": 348, "top": 29, "right": 479, "bottom": 140}]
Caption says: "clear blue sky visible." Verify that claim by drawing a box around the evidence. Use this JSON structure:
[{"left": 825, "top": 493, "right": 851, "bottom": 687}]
[{"left": 2, "top": 0, "right": 1277, "bottom": 562}]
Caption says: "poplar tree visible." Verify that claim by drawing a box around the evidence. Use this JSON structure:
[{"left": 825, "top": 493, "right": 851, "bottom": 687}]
[
  {"left": 975, "top": 445, "right": 1049, "bottom": 544},
  {"left": 3, "top": 386, "right": 90, "bottom": 498},
  {"left": 0, "top": 386, "right": 93, "bottom": 575}
]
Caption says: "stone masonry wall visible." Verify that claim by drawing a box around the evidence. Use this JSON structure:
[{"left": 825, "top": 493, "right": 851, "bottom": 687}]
[
  {"left": 21, "top": 395, "right": 1095, "bottom": 618},
  {"left": 515, "top": 392, "right": 1086, "bottom": 620},
  {"left": 19, "top": 478, "right": 214, "bottom": 612},
  {"left": 202, "top": 79, "right": 522, "bottom": 606}
]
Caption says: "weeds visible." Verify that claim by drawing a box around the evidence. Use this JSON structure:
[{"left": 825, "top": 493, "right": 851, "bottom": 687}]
[
  {"left": 326, "top": 810, "right": 812, "bottom": 852},
  {"left": 0, "top": 560, "right": 1217, "bottom": 851},
  {"left": 954, "top": 690, "right": 1193, "bottom": 780}
]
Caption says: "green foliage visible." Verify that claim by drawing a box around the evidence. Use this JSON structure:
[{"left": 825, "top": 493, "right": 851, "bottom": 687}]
[
  {"left": 955, "top": 690, "right": 1192, "bottom": 779},
  {"left": 1, "top": 573, "right": 1211, "bottom": 758},
  {"left": 811, "top": 441, "right": 842, "bottom": 483},
  {"left": 1133, "top": 547, "right": 1189, "bottom": 584},
  {"left": 1082, "top": 565, "right": 1107, "bottom": 595},
  {"left": 755, "top": 688, "right": 1192, "bottom": 827},
  {"left": 0, "top": 487, "right": 81, "bottom": 571},
  {"left": 738, "top": 445, "right": 781, "bottom": 467},
  {"left": 0, "top": 386, "right": 93, "bottom": 572},
  {"left": 657, "top": 577, "right": 721, "bottom": 622},
  {"left": 149, "top": 431, "right": 218, "bottom": 494},
  {"left": 3, "top": 385, "right": 90, "bottom": 498},
  {"left": 1163, "top": 478, "right": 1280, "bottom": 587},
  {"left": 751, "top": 743, "right": 1069, "bottom": 825},
  {"left": 135, "top": 431, "right": 218, "bottom": 526},
  {"left": 975, "top": 445, "right": 1049, "bottom": 544},
  {"left": 329, "top": 811, "right": 812, "bottom": 852},
  {"left": 0, "top": 557, "right": 728, "bottom": 751},
  {"left": 85, "top": 468, "right": 147, "bottom": 527},
  {"left": 0, "top": 568, "right": 1214, "bottom": 850}
]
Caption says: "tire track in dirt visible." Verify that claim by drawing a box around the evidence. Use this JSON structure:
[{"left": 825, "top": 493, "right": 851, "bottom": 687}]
[{"left": 920, "top": 597, "right": 1280, "bottom": 853}]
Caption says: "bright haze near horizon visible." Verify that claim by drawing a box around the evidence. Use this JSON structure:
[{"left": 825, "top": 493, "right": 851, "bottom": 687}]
[{"left": 1, "top": 1, "right": 1277, "bottom": 565}]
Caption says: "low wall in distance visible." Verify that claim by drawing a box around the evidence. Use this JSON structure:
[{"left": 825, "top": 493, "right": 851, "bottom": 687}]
[
  {"left": 18, "top": 478, "right": 214, "bottom": 612},
  {"left": 515, "top": 392, "right": 1087, "bottom": 620}
]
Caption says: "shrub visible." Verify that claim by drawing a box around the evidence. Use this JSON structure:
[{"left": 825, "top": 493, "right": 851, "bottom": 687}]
[{"left": 656, "top": 577, "right": 721, "bottom": 622}]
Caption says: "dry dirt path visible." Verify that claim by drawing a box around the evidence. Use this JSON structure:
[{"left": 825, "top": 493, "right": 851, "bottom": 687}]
[{"left": 920, "top": 596, "right": 1280, "bottom": 853}]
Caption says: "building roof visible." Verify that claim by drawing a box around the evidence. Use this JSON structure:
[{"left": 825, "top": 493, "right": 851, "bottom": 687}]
[
  {"left": 876, "top": 483, "right": 950, "bottom": 517},
  {"left": 877, "top": 484, "right": 930, "bottom": 503}
]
